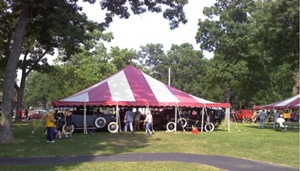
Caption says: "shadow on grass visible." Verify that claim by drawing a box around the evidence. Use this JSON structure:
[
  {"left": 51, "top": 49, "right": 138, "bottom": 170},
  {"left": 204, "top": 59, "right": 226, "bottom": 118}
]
[{"left": 3, "top": 121, "right": 155, "bottom": 159}]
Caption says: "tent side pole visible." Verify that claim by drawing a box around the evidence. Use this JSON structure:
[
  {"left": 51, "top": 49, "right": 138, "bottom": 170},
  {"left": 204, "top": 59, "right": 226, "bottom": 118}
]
[
  {"left": 226, "top": 107, "right": 230, "bottom": 133},
  {"left": 175, "top": 106, "right": 177, "bottom": 132},
  {"left": 116, "top": 103, "right": 120, "bottom": 133},
  {"left": 201, "top": 107, "right": 205, "bottom": 133},
  {"left": 84, "top": 101, "right": 87, "bottom": 134}
]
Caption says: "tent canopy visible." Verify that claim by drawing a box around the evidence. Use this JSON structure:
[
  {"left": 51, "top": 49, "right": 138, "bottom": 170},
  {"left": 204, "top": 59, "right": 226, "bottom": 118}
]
[
  {"left": 253, "top": 94, "right": 300, "bottom": 109},
  {"left": 52, "top": 65, "right": 230, "bottom": 108}
]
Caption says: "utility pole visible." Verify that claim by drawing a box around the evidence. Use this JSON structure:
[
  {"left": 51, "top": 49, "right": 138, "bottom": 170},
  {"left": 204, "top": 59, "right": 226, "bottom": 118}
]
[{"left": 168, "top": 67, "right": 171, "bottom": 86}]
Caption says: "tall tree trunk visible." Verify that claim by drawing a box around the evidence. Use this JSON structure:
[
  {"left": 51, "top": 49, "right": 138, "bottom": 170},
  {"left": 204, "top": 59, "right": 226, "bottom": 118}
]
[
  {"left": 225, "top": 84, "right": 230, "bottom": 103},
  {"left": 0, "top": 5, "right": 29, "bottom": 143},
  {"left": 15, "top": 58, "right": 30, "bottom": 122},
  {"left": 293, "top": 67, "right": 299, "bottom": 94},
  {"left": 16, "top": 78, "right": 26, "bottom": 121}
]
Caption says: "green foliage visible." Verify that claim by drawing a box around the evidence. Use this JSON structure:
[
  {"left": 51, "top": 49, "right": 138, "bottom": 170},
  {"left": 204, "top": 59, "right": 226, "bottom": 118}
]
[
  {"left": 2, "top": 0, "right": 298, "bottom": 118},
  {"left": 99, "top": 0, "right": 188, "bottom": 30},
  {"left": 196, "top": 0, "right": 298, "bottom": 108},
  {"left": 138, "top": 43, "right": 165, "bottom": 67},
  {"left": 109, "top": 47, "right": 139, "bottom": 70},
  {"left": 164, "top": 43, "right": 205, "bottom": 96},
  {"left": 23, "top": 71, "right": 51, "bottom": 108},
  {"left": 24, "top": 43, "right": 119, "bottom": 107},
  {"left": 0, "top": 0, "right": 189, "bottom": 143}
]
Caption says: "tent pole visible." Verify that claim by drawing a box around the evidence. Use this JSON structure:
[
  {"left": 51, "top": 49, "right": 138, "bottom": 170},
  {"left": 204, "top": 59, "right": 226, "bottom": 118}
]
[
  {"left": 168, "top": 67, "right": 171, "bottom": 86},
  {"left": 84, "top": 101, "right": 87, "bottom": 134},
  {"left": 201, "top": 107, "right": 205, "bottom": 133},
  {"left": 175, "top": 106, "right": 177, "bottom": 132},
  {"left": 226, "top": 107, "right": 230, "bottom": 133},
  {"left": 116, "top": 102, "right": 120, "bottom": 133}
]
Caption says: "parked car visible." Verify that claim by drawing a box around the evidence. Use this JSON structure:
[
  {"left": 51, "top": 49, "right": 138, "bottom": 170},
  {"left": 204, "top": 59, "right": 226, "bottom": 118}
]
[
  {"left": 233, "top": 110, "right": 253, "bottom": 121},
  {"left": 62, "top": 107, "right": 117, "bottom": 133},
  {"left": 28, "top": 109, "right": 47, "bottom": 120}
]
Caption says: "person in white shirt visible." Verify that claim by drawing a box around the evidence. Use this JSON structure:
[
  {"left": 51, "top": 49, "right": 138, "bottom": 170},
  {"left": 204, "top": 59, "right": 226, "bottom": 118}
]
[
  {"left": 276, "top": 114, "right": 286, "bottom": 132},
  {"left": 144, "top": 110, "right": 153, "bottom": 136}
]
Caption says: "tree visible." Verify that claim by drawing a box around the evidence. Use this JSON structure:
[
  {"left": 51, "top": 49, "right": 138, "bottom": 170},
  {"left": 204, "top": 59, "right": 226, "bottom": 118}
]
[
  {"left": 164, "top": 43, "right": 205, "bottom": 96},
  {"left": 195, "top": 0, "right": 298, "bottom": 108},
  {"left": 3, "top": 0, "right": 102, "bottom": 123},
  {"left": 138, "top": 43, "right": 166, "bottom": 70},
  {"left": 23, "top": 71, "right": 51, "bottom": 108},
  {"left": 196, "top": 0, "right": 257, "bottom": 107},
  {"left": 1, "top": 0, "right": 188, "bottom": 143},
  {"left": 109, "top": 47, "right": 139, "bottom": 70},
  {"left": 251, "top": 0, "right": 299, "bottom": 98}
]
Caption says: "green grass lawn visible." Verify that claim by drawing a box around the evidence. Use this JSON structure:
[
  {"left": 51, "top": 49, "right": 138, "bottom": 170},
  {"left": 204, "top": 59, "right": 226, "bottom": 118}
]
[{"left": 0, "top": 121, "right": 299, "bottom": 171}]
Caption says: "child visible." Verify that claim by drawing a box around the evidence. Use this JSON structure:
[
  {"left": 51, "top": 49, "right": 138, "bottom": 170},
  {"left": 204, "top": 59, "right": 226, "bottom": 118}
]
[{"left": 55, "top": 111, "right": 68, "bottom": 139}]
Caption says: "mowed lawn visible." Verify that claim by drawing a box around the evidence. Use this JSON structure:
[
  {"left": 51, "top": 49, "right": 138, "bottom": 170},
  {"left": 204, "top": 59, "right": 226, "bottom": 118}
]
[{"left": 0, "top": 121, "right": 299, "bottom": 171}]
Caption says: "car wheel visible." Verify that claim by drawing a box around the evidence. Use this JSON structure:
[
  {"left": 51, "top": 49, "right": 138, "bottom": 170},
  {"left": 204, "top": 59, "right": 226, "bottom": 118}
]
[
  {"left": 204, "top": 123, "right": 215, "bottom": 132},
  {"left": 107, "top": 122, "right": 118, "bottom": 133},
  {"left": 95, "top": 117, "right": 107, "bottom": 128},
  {"left": 62, "top": 124, "right": 75, "bottom": 134},
  {"left": 166, "top": 122, "right": 176, "bottom": 132},
  {"left": 177, "top": 118, "right": 187, "bottom": 128}
]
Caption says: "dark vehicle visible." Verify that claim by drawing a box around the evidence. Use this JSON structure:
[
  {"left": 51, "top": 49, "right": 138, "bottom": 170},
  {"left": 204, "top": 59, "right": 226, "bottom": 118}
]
[
  {"left": 62, "top": 107, "right": 117, "bottom": 133},
  {"left": 157, "top": 108, "right": 225, "bottom": 132}
]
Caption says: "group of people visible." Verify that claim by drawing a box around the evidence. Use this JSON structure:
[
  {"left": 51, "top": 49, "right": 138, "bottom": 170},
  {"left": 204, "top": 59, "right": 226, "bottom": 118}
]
[
  {"left": 123, "top": 108, "right": 153, "bottom": 136},
  {"left": 45, "top": 109, "right": 73, "bottom": 143},
  {"left": 256, "top": 109, "right": 289, "bottom": 131}
]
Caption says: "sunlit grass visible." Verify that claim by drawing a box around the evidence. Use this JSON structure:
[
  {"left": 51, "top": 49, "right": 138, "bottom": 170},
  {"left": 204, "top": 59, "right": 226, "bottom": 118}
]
[
  {"left": 1, "top": 121, "right": 299, "bottom": 169},
  {"left": 0, "top": 162, "right": 223, "bottom": 171}
]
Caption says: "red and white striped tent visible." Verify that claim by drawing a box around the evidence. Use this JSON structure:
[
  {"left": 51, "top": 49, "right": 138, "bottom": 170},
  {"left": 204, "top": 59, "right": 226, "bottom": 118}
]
[
  {"left": 52, "top": 65, "right": 230, "bottom": 108},
  {"left": 52, "top": 65, "right": 231, "bottom": 133},
  {"left": 254, "top": 94, "right": 300, "bottom": 109}
]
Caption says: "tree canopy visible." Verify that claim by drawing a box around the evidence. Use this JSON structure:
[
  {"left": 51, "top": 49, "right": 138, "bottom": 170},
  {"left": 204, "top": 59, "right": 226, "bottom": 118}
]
[
  {"left": 0, "top": 0, "right": 189, "bottom": 143},
  {"left": 0, "top": 0, "right": 298, "bottom": 144}
]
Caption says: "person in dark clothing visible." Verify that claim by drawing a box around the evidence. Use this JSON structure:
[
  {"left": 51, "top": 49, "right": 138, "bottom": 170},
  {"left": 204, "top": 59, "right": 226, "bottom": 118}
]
[{"left": 64, "top": 109, "right": 73, "bottom": 137}]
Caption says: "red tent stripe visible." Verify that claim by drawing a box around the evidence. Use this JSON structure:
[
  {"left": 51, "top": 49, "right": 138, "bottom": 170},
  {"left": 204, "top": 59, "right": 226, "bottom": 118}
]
[
  {"left": 124, "top": 66, "right": 158, "bottom": 103},
  {"left": 167, "top": 86, "right": 199, "bottom": 105},
  {"left": 88, "top": 82, "right": 112, "bottom": 102}
]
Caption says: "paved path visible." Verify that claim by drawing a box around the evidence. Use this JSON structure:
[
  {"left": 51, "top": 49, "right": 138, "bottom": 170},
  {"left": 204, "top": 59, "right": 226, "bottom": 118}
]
[{"left": 0, "top": 153, "right": 298, "bottom": 171}]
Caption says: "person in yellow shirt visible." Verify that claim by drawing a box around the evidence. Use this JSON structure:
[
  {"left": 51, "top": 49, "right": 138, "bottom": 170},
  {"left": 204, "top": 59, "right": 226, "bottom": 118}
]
[{"left": 46, "top": 109, "right": 56, "bottom": 143}]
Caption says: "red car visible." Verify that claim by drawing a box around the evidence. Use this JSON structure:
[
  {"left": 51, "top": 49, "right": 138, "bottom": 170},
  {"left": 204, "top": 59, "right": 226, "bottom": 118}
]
[
  {"left": 234, "top": 110, "right": 253, "bottom": 120},
  {"left": 28, "top": 109, "right": 47, "bottom": 120}
]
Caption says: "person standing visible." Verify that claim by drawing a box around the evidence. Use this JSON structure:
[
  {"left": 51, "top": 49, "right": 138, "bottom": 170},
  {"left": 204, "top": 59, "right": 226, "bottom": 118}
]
[
  {"left": 124, "top": 108, "right": 134, "bottom": 133},
  {"left": 46, "top": 109, "right": 56, "bottom": 143},
  {"left": 24, "top": 108, "right": 28, "bottom": 120},
  {"left": 258, "top": 110, "right": 267, "bottom": 128},
  {"left": 18, "top": 108, "right": 23, "bottom": 120},
  {"left": 144, "top": 110, "right": 153, "bottom": 136},
  {"left": 55, "top": 110, "right": 67, "bottom": 139},
  {"left": 64, "top": 109, "right": 73, "bottom": 137},
  {"left": 134, "top": 109, "right": 141, "bottom": 131},
  {"left": 273, "top": 109, "right": 279, "bottom": 129}
]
